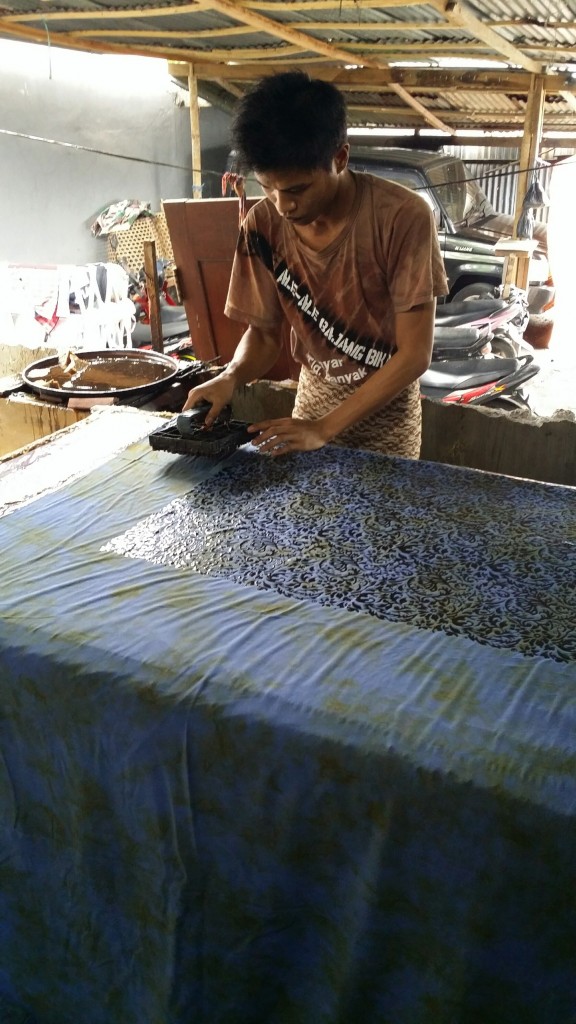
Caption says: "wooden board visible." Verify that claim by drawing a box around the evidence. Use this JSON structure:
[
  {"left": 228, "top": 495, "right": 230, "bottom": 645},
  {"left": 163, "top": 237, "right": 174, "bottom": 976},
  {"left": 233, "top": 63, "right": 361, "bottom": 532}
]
[{"left": 163, "top": 198, "right": 299, "bottom": 382}]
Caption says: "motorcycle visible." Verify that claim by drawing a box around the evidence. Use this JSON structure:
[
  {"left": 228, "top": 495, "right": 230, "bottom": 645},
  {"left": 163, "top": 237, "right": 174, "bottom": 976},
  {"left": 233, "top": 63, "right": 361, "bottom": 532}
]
[
  {"left": 128, "top": 260, "right": 190, "bottom": 348},
  {"left": 421, "top": 287, "right": 539, "bottom": 410}
]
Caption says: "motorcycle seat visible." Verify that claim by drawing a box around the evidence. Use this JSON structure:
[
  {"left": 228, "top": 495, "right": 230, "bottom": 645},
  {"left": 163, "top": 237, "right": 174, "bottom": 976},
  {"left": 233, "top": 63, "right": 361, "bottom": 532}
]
[
  {"left": 158, "top": 303, "right": 189, "bottom": 324},
  {"left": 435, "top": 298, "right": 507, "bottom": 319},
  {"left": 421, "top": 356, "right": 520, "bottom": 389},
  {"left": 434, "top": 309, "right": 506, "bottom": 327},
  {"left": 433, "top": 326, "right": 482, "bottom": 345}
]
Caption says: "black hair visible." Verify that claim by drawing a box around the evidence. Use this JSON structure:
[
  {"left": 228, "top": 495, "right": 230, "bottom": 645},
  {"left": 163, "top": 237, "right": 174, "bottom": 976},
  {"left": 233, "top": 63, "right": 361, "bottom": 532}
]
[{"left": 231, "top": 71, "right": 348, "bottom": 173}]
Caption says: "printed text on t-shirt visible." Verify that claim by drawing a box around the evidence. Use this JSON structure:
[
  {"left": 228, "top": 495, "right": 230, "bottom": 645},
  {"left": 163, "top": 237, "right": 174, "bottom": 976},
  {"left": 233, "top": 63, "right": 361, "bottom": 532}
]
[{"left": 275, "top": 262, "right": 391, "bottom": 370}]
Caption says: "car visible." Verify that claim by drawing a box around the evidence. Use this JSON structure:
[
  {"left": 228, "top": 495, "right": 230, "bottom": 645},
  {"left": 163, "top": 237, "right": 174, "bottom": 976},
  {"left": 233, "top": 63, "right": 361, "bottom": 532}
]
[
  {"left": 231, "top": 146, "right": 553, "bottom": 318},
  {"left": 347, "top": 147, "right": 553, "bottom": 315}
]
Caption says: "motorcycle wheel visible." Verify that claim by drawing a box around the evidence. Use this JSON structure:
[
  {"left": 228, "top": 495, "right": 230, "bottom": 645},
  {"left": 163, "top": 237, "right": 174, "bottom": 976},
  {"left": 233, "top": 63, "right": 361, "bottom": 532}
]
[{"left": 489, "top": 333, "right": 518, "bottom": 359}]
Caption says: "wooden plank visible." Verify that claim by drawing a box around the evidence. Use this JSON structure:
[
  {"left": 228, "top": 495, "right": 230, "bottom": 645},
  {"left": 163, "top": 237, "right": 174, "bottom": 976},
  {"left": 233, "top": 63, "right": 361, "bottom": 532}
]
[
  {"left": 143, "top": 240, "right": 164, "bottom": 354},
  {"left": 184, "top": 62, "right": 573, "bottom": 95},
  {"left": 512, "top": 73, "right": 546, "bottom": 293},
  {"left": 163, "top": 198, "right": 299, "bottom": 380}
]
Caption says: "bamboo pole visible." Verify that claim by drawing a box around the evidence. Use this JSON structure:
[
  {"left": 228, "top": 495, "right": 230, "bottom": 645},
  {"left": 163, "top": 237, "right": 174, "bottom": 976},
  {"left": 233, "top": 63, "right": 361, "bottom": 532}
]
[{"left": 188, "top": 65, "right": 202, "bottom": 201}]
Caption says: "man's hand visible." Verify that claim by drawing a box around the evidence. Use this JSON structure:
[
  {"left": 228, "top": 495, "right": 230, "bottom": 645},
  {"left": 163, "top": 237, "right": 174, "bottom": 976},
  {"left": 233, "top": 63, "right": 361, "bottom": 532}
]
[
  {"left": 248, "top": 416, "right": 329, "bottom": 457},
  {"left": 182, "top": 376, "right": 236, "bottom": 426},
  {"left": 182, "top": 325, "right": 283, "bottom": 426}
]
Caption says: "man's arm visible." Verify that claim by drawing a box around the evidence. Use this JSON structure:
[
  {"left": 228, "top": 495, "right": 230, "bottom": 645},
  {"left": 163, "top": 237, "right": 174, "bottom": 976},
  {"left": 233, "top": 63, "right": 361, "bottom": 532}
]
[
  {"left": 182, "top": 324, "right": 282, "bottom": 422},
  {"left": 221, "top": 324, "right": 283, "bottom": 386},
  {"left": 250, "top": 300, "right": 435, "bottom": 454}
]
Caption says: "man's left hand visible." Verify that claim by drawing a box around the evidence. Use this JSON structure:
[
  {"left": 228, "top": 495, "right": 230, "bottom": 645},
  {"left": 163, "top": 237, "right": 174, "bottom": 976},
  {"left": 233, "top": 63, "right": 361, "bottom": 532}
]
[{"left": 248, "top": 416, "right": 329, "bottom": 457}]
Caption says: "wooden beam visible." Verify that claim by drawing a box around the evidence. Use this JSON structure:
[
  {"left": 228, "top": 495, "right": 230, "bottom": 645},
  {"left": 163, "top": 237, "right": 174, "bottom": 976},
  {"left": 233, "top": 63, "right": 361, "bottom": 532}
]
[
  {"left": 347, "top": 105, "right": 422, "bottom": 119},
  {"left": 69, "top": 21, "right": 466, "bottom": 39},
  {"left": 188, "top": 0, "right": 452, "bottom": 132},
  {"left": 68, "top": 28, "right": 266, "bottom": 41},
  {"left": 4, "top": 4, "right": 205, "bottom": 23},
  {"left": 514, "top": 74, "right": 546, "bottom": 227},
  {"left": 4, "top": 0, "right": 420, "bottom": 17},
  {"left": 143, "top": 240, "right": 163, "bottom": 354},
  {"left": 0, "top": 19, "right": 232, "bottom": 63},
  {"left": 347, "top": 104, "right": 522, "bottom": 125},
  {"left": 344, "top": 41, "right": 494, "bottom": 54},
  {"left": 215, "top": 78, "right": 245, "bottom": 99},
  {"left": 511, "top": 73, "right": 546, "bottom": 291},
  {"left": 69, "top": 36, "right": 304, "bottom": 60},
  {"left": 246, "top": 0, "right": 420, "bottom": 8},
  {"left": 185, "top": 62, "right": 574, "bottom": 95},
  {"left": 272, "top": 20, "right": 454, "bottom": 32},
  {"left": 493, "top": 19, "right": 576, "bottom": 31},
  {"left": 432, "top": 0, "right": 543, "bottom": 74}
]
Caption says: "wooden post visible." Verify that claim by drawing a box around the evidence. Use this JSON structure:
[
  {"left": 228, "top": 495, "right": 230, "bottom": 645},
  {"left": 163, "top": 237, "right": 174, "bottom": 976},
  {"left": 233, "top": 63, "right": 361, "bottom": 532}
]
[
  {"left": 494, "top": 239, "right": 538, "bottom": 298},
  {"left": 143, "top": 240, "right": 163, "bottom": 353},
  {"left": 512, "top": 74, "right": 546, "bottom": 289},
  {"left": 188, "top": 64, "right": 202, "bottom": 200},
  {"left": 514, "top": 74, "right": 546, "bottom": 229}
]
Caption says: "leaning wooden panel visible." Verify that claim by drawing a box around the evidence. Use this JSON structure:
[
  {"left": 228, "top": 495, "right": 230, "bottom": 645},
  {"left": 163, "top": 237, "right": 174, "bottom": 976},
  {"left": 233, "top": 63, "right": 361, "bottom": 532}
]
[{"left": 163, "top": 197, "right": 298, "bottom": 381}]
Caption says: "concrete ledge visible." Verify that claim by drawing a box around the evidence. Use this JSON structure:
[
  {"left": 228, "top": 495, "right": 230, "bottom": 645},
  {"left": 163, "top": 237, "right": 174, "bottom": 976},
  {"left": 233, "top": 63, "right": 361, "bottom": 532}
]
[{"left": 0, "top": 396, "right": 89, "bottom": 459}]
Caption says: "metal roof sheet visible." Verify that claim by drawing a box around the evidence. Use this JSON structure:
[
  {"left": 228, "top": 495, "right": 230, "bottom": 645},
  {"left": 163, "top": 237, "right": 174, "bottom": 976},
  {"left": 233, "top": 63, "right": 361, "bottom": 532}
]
[{"left": 1, "top": 0, "right": 575, "bottom": 134}]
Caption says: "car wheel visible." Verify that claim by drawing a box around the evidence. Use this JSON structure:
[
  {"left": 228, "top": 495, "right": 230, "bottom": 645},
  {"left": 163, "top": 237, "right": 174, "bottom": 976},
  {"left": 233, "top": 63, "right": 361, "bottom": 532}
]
[{"left": 451, "top": 282, "right": 498, "bottom": 302}]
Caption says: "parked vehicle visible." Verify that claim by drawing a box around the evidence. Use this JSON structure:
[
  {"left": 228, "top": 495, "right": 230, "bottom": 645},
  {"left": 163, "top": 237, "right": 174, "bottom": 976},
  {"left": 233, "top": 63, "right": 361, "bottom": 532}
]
[
  {"left": 128, "top": 260, "right": 190, "bottom": 347},
  {"left": 433, "top": 285, "right": 529, "bottom": 357},
  {"left": 421, "top": 288, "right": 539, "bottom": 409},
  {"left": 421, "top": 353, "right": 539, "bottom": 410}
]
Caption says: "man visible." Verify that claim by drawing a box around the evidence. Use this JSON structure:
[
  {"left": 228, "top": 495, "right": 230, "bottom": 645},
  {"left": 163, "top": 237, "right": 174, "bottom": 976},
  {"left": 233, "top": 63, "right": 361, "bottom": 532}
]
[{"left": 184, "top": 71, "right": 448, "bottom": 458}]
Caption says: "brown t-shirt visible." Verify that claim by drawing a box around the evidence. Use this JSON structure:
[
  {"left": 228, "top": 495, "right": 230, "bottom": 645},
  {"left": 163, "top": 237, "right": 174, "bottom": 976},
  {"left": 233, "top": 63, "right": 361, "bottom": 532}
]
[{"left": 224, "top": 170, "right": 448, "bottom": 385}]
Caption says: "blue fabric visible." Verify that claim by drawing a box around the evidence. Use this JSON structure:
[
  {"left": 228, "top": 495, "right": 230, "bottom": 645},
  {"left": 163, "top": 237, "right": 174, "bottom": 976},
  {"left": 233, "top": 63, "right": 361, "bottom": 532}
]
[
  {"left": 0, "top": 441, "right": 575, "bottom": 1024},
  {"left": 105, "top": 446, "right": 575, "bottom": 662}
]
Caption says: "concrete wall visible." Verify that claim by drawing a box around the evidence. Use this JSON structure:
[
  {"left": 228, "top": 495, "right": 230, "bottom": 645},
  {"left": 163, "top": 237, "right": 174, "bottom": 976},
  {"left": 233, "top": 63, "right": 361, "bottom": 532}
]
[
  {"left": 420, "top": 399, "right": 576, "bottom": 487},
  {"left": 0, "top": 40, "right": 232, "bottom": 265}
]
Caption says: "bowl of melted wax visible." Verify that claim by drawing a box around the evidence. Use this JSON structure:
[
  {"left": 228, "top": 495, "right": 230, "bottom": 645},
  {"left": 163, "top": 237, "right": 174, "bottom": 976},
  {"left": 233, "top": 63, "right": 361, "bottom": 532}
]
[{"left": 23, "top": 349, "right": 180, "bottom": 400}]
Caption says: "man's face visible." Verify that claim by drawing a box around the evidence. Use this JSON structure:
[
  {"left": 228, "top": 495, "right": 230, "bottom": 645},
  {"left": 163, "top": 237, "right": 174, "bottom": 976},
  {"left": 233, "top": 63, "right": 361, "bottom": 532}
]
[{"left": 254, "top": 146, "right": 349, "bottom": 226}]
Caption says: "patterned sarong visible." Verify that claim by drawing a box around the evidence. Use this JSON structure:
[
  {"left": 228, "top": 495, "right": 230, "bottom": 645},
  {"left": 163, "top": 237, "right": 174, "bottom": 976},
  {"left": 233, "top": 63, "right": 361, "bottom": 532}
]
[{"left": 293, "top": 365, "right": 422, "bottom": 459}]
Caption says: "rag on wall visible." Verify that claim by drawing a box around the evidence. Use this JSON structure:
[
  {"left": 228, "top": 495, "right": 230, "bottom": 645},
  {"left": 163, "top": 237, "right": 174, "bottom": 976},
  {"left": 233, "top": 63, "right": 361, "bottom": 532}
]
[{"left": 90, "top": 200, "right": 153, "bottom": 238}]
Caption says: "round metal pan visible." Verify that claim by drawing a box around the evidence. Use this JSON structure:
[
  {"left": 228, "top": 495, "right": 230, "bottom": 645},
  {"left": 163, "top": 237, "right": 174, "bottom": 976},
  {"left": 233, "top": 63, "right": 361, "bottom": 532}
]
[{"left": 22, "top": 349, "right": 180, "bottom": 401}]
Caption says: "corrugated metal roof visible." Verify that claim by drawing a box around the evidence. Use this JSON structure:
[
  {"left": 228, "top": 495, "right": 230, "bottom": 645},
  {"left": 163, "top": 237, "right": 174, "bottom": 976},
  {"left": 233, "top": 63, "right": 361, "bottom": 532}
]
[{"left": 1, "top": 0, "right": 576, "bottom": 135}]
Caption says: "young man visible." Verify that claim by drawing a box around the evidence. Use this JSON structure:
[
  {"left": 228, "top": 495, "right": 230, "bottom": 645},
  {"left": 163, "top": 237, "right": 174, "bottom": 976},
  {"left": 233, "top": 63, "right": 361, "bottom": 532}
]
[{"left": 183, "top": 71, "right": 448, "bottom": 458}]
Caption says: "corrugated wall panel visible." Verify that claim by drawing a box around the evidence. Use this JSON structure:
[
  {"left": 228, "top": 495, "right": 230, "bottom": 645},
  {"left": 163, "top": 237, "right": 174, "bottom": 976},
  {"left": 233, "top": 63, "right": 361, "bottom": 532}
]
[{"left": 443, "top": 145, "right": 556, "bottom": 223}]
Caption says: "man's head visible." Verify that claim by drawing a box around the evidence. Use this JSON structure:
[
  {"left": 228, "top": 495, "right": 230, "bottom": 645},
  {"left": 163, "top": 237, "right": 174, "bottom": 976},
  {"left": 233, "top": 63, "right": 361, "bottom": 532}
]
[{"left": 231, "top": 71, "right": 348, "bottom": 174}]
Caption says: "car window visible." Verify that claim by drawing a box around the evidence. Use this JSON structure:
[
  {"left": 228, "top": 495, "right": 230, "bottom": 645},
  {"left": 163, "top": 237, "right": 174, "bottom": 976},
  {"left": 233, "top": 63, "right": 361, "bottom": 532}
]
[{"left": 426, "top": 161, "right": 495, "bottom": 229}]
